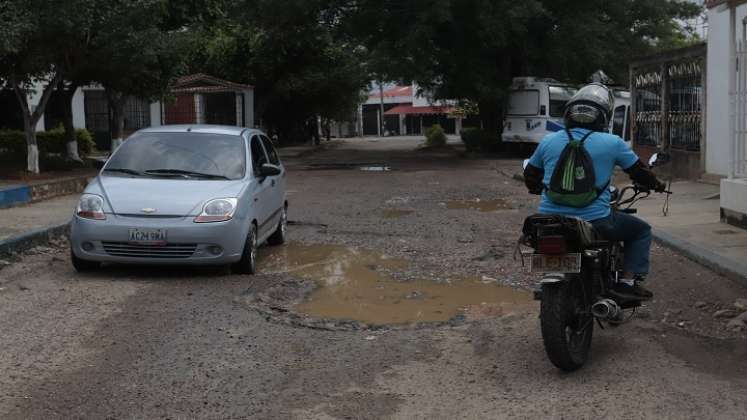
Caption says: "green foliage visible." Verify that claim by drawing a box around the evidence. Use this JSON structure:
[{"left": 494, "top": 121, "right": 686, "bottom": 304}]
[
  {"left": 0, "top": 128, "right": 95, "bottom": 158},
  {"left": 425, "top": 124, "right": 447, "bottom": 148},
  {"left": 185, "top": 0, "right": 369, "bottom": 143},
  {"left": 460, "top": 128, "right": 497, "bottom": 153},
  {"left": 345, "top": 0, "right": 703, "bottom": 132}
]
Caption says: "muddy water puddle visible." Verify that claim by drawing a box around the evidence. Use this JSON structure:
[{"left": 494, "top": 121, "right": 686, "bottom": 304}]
[
  {"left": 445, "top": 198, "right": 512, "bottom": 212},
  {"left": 381, "top": 209, "right": 415, "bottom": 219},
  {"left": 257, "top": 243, "right": 534, "bottom": 325}
]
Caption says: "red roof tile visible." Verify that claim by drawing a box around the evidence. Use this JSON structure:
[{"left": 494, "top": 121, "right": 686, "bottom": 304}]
[
  {"left": 171, "top": 73, "right": 253, "bottom": 94},
  {"left": 369, "top": 85, "right": 413, "bottom": 99}
]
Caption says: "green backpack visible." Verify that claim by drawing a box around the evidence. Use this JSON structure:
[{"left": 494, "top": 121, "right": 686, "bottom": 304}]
[{"left": 546, "top": 130, "right": 605, "bottom": 208}]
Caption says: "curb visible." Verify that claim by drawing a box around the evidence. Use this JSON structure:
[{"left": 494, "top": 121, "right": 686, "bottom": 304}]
[
  {"left": 0, "top": 176, "right": 90, "bottom": 209},
  {"left": 0, "top": 221, "right": 71, "bottom": 258},
  {"left": 652, "top": 228, "right": 747, "bottom": 284}
]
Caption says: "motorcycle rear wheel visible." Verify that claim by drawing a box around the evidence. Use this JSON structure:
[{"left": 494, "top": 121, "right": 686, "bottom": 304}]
[{"left": 540, "top": 281, "right": 593, "bottom": 371}]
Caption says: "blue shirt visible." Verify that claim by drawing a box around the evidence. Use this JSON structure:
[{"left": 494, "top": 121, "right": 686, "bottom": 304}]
[{"left": 528, "top": 128, "right": 639, "bottom": 221}]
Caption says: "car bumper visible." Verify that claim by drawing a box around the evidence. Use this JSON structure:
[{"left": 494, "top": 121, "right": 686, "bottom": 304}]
[{"left": 70, "top": 214, "right": 247, "bottom": 265}]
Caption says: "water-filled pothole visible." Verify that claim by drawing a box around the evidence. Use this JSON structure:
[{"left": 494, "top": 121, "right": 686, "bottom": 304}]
[
  {"left": 256, "top": 243, "right": 534, "bottom": 326},
  {"left": 445, "top": 198, "right": 512, "bottom": 212}
]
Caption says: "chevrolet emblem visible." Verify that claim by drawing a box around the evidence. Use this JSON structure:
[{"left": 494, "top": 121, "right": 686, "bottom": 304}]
[{"left": 141, "top": 208, "right": 157, "bottom": 214}]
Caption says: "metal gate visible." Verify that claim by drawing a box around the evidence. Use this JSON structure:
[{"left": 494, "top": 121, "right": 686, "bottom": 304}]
[{"left": 630, "top": 44, "right": 706, "bottom": 178}]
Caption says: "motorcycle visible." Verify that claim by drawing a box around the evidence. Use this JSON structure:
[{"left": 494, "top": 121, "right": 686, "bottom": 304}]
[{"left": 519, "top": 153, "right": 671, "bottom": 371}]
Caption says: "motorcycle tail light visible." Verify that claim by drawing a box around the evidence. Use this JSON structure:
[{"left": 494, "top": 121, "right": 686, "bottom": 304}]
[{"left": 537, "top": 235, "right": 567, "bottom": 254}]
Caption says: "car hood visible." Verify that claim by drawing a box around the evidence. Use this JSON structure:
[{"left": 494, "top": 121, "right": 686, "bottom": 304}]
[{"left": 94, "top": 175, "right": 245, "bottom": 216}]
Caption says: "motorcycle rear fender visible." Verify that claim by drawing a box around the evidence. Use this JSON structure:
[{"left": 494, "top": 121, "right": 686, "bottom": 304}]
[{"left": 540, "top": 273, "right": 567, "bottom": 285}]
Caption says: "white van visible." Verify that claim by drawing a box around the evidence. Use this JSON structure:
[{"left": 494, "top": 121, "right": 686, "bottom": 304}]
[{"left": 502, "top": 77, "right": 631, "bottom": 146}]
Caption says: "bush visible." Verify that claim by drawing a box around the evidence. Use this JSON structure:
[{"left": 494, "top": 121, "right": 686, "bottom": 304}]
[
  {"left": 459, "top": 127, "right": 497, "bottom": 153},
  {"left": 0, "top": 127, "right": 96, "bottom": 158},
  {"left": 424, "top": 124, "right": 447, "bottom": 147},
  {"left": 38, "top": 126, "right": 96, "bottom": 156}
]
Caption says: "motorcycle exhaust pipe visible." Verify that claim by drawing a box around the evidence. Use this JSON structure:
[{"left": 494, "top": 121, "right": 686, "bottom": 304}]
[{"left": 591, "top": 299, "right": 621, "bottom": 320}]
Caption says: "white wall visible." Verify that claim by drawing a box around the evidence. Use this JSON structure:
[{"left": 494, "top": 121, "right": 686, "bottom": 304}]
[
  {"left": 72, "top": 88, "right": 86, "bottom": 128},
  {"left": 149, "top": 101, "right": 162, "bottom": 126},
  {"left": 707, "top": 5, "right": 747, "bottom": 176}
]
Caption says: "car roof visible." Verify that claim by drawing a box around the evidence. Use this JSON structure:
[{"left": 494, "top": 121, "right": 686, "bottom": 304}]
[{"left": 137, "top": 125, "right": 263, "bottom": 137}]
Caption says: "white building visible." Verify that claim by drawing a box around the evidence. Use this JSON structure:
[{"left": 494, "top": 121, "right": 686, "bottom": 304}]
[
  {"left": 360, "top": 84, "right": 464, "bottom": 136},
  {"left": 707, "top": 0, "right": 747, "bottom": 228},
  {"left": 1, "top": 74, "right": 255, "bottom": 151}
]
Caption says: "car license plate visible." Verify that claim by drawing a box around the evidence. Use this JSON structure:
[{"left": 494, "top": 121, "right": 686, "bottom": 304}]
[
  {"left": 128, "top": 228, "right": 167, "bottom": 244},
  {"left": 530, "top": 253, "right": 581, "bottom": 273}
]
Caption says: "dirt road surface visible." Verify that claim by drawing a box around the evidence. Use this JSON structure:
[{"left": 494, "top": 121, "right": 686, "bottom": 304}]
[{"left": 1, "top": 137, "right": 746, "bottom": 419}]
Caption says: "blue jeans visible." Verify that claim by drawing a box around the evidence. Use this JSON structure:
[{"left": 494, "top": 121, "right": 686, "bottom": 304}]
[{"left": 590, "top": 211, "right": 652, "bottom": 275}]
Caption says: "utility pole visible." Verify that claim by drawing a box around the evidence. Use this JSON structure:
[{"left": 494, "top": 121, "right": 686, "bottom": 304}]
[{"left": 379, "top": 80, "right": 385, "bottom": 137}]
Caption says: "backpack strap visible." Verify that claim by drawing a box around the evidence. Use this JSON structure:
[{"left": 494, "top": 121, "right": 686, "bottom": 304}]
[{"left": 565, "top": 128, "right": 594, "bottom": 144}]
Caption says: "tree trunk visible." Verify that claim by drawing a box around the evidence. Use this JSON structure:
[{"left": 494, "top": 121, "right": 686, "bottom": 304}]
[
  {"left": 107, "top": 89, "right": 126, "bottom": 152},
  {"left": 23, "top": 116, "right": 40, "bottom": 174},
  {"left": 478, "top": 98, "right": 503, "bottom": 149},
  {"left": 62, "top": 81, "right": 82, "bottom": 162},
  {"left": 10, "top": 72, "right": 63, "bottom": 173}
]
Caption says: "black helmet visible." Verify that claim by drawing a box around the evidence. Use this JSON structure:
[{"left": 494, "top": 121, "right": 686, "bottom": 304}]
[{"left": 564, "top": 83, "right": 614, "bottom": 131}]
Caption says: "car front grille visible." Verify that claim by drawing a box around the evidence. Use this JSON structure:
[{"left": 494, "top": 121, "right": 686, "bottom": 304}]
[{"left": 102, "top": 242, "right": 197, "bottom": 259}]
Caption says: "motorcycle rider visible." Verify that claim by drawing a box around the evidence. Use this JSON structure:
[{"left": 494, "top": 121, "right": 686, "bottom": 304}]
[{"left": 523, "top": 83, "right": 666, "bottom": 300}]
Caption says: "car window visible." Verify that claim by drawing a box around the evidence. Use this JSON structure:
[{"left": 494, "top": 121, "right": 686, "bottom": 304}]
[
  {"left": 250, "top": 135, "right": 269, "bottom": 177},
  {"left": 260, "top": 135, "right": 280, "bottom": 165},
  {"left": 507, "top": 90, "right": 539, "bottom": 116},
  {"left": 105, "top": 132, "right": 246, "bottom": 180}
]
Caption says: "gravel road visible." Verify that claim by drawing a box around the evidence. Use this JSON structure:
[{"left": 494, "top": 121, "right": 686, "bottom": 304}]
[{"left": 1, "top": 137, "right": 746, "bottom": 419}]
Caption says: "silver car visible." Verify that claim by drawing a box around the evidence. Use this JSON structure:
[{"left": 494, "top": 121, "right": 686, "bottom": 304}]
[{"left": 70, "top": 125, "right": 287, "bottom": 274}]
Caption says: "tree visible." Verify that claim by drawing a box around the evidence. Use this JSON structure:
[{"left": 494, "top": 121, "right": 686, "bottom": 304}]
[
  {"left": 186, "top": 0, "right": 369, "bottom": 144},
  {"left": 89, "top": 0, "right": 188, "bottom": 150},
  {"left": 0, "top": 0, "right": 66, "bottom": 173},
  {"left": 343, "top": 0, "right": 702, "bottom": 141}
]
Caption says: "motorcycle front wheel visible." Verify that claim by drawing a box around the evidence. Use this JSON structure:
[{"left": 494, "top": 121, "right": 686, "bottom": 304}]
[{"left": 540, "top": 280, "right": 593, "bottom": 371}]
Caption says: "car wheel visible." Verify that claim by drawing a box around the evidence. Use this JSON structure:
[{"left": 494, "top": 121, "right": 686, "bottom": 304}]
[
  {"left": 267, "top": 205, "right": 287, "bottom": 246},
  {"left": 70, "top": 248, "right": 101, "bottom": 272},
  {"left": 232, "top": 224, "right": 258, "bottom": 275}
]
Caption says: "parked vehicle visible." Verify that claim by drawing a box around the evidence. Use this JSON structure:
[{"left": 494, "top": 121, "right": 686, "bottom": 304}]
[
  {"left": 70, "top": 125, "right": 287, "bottom": 274},
  {"left": 502, "top": 77, "right": 632, "bottom": 147},
  {"left": 519, "top": 153, "right": 670, "bottom": 371}
]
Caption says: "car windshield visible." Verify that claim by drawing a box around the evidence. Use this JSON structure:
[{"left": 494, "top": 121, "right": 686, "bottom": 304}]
[{"left": 104, "top": 132, "right": 246, "bottom": 180}]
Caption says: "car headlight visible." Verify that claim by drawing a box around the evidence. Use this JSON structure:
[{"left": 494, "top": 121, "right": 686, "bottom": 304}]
[
  {"left": 76, "top": 194, "right": 106, "bottom": 220},
  {"left": 194, "top": 198, "right": 238, "bottom": 223}
]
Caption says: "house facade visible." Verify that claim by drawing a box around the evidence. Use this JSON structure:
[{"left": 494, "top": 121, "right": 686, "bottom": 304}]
[
  {"left": 0, "top": 74, "right": 255, "bottom": 151},
  {"left": 707, "top": 0, "right": 747, "bottom": 228},
  {"left": 360, "top": 84, "right": 464, "bottom": 136}
]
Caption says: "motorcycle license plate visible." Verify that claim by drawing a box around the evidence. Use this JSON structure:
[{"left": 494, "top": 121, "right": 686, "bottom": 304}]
[{"left": 530, "top": 254, "right": 581, "bottom": 273}]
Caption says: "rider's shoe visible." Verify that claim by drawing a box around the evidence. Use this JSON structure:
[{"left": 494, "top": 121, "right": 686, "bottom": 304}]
[{"left": 610, "top": 281, "right": 654, "bottom": 301}]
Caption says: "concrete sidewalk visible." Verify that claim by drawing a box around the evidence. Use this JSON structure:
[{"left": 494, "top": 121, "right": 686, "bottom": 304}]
[
  {"left": 0, "top": 195, "right": 77, "bottom": 256},
  {"left": 637, "top": 181, "right": 747, "bottom": 282}
]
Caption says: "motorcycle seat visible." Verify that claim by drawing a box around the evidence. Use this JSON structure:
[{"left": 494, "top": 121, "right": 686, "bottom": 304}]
[{"left": 522, "top": 214, "right": 601, "bottom": 248}]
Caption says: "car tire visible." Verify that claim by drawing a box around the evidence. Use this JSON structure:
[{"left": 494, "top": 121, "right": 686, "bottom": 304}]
[
  {"left": 267, "top": 205, "right": 287, "bottom": 246},
  {"left": 70, "top": 248, "right": 101, "bottom": 272},
  {"left": 232, "top": 224, "right": 258, "bottom": 275}
]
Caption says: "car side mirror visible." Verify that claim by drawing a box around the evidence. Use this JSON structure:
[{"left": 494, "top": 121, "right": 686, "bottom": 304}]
[
  {"left": 522, "top": 159, "right": 530, "bottom": 170},
  {"left": 259, "top": 163, "right": 281, "bottom": 177}
]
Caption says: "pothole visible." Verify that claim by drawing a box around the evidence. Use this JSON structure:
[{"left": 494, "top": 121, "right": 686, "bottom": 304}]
[
  {"left": 444, "top": 198, "right": 513, "bottom": 212},
  {"left": 381, "top": 209, "right": 415, "bottom": 219},
  {"left": 250, "top": 243, "right": 534, "bottom": 330}
]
